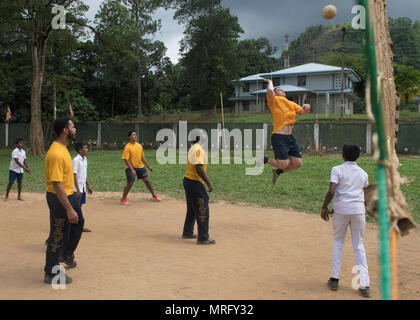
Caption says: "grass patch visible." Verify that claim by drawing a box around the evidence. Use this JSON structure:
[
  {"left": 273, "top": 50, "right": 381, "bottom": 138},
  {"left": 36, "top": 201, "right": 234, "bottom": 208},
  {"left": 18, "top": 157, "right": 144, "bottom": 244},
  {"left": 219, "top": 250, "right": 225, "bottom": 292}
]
[{"left": 1, "top": 148, "right": 419, "bottom": 223}]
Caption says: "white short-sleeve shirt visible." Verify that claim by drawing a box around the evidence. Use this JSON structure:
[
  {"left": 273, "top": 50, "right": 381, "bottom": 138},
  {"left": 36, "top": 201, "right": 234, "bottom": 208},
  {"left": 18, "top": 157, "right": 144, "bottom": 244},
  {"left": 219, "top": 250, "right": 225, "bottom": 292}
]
[
  {"left": 9, "top": 148, "right": 26, "bottom": 174},
  {"left": 73, "top": 154, "right": 88, "bottom": 192},
  {"left": 330, "top": 161, "right": 369, "bottom": 215}
]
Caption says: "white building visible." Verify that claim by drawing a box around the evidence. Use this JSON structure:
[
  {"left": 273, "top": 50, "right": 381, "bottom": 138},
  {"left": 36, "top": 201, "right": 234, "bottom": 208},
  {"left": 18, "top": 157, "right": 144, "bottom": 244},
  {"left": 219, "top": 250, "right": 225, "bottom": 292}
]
[{"left": 229, "top": 63, "right": 361, "bottom": 114}]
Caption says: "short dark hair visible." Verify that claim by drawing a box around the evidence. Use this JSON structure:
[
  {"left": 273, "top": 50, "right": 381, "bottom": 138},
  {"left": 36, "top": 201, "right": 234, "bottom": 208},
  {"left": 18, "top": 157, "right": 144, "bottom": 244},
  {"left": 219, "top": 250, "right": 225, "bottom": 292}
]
[
  {"left": 53, "top": 118, "right": 71, "bottom": 136},
  {"left": 343, "top": 144, "right": 360, "bottom": 161},
  {"left": 127, "top": 130, "right": 136, "bottom": 138},
  {"left": 15, "top": 138, "right": 23, "bottom": 144},
  {"left": 75, "top": 141, "right": 87, "bottom": 153}
]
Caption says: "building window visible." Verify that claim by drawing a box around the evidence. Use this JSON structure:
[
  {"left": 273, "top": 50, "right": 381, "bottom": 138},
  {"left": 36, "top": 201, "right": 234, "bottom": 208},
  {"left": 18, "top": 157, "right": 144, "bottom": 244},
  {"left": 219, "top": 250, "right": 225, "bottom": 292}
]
[
  {"left": 273, "top": 77, "right": 280, "bottom": 86},
  {"left": 262, "top": 82, "right": 267, "bottom": 89},
  {"left": 244, "top": 82, "right": 250, "bottom": 92},
  {"left": 243, "top": 101, "right": 250, "bottom": 112},
  {"left": 335, "top": 74, "right": 342, "bottom": 89},
  {"left": 281, "top": 76, "right": 286, "bottom": 84},
  {"left": 298, "top": 75, "right": 306, "bottom": 87}
]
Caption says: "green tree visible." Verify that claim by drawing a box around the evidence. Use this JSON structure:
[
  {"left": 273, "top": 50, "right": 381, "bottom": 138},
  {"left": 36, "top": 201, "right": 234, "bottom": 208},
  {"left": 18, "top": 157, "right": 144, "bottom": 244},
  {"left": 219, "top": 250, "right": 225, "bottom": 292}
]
[
  {"left": 92, "top": 0, "right": 166, "bottom": 117},
  {"left": 0, "top": 0, "right": 88, "bottom": 155},
  {"left": 172, "top": 0, "right": 243, "bottom": 112},
  {"left": 237, "top": 38, "right": 282, "bottom": 76},
  {"left": 389, "top": 17, "right": 420, "bottom": 70},
  {"left": 394, "top": 64, "right": 420, "bottom": 107}
]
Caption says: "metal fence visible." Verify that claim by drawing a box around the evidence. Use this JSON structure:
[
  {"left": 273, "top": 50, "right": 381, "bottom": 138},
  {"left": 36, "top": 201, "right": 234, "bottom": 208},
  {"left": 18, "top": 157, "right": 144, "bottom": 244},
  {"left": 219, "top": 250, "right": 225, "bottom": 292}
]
[{"left": 1, "top": 121, "right": 420, "bottom": 154}]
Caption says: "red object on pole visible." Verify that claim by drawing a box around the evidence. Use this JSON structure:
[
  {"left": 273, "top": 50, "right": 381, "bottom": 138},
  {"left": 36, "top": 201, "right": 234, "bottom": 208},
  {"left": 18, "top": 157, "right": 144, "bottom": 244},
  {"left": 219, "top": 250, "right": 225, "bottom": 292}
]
[
  {"left": 68, "top": 102, "right": 74, "bottom": 117},
  {"left": 5, "top": 106, "right": 12, "bottom": 122}
]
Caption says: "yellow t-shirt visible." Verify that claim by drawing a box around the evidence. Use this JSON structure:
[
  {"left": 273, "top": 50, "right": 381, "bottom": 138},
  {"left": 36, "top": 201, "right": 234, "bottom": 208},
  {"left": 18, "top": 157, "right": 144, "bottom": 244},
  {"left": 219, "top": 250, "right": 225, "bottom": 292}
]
[
  {"left": 122, "top": 142, "right": 144, "bottom": 169},
  {"left": 45, "top": 141, "right": 75, "bottom": 196},
  {"left": 267, "top": 94, "right": 303, "bottom": 134},
  {"left": 185, "top": 143, "right": 207, "bottom": 183}
]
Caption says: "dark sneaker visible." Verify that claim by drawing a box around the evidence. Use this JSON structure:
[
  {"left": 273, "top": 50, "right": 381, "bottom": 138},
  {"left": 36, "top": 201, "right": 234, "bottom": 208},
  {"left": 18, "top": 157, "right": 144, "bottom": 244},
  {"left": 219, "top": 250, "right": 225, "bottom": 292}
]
[
  {"left": 182, "top": 234, "right": 197, "bottom": 239},
  {"left": 327, "top": 278, "right": 339, "bottom": 291},
  {"left": 197, "top": 238, "right": 216, "bottom": 245},
  {"left": 44, "top": 273, "right": 72, "bottom": 285},
  {"left": 272, "top": 168, "right": 283, "bottom": 185},
  {"left": 62, "top": 255, "right": 77, "bottom": 269},
  {"left": 359, "top": 287, "right": 371, "bottom": 298}
]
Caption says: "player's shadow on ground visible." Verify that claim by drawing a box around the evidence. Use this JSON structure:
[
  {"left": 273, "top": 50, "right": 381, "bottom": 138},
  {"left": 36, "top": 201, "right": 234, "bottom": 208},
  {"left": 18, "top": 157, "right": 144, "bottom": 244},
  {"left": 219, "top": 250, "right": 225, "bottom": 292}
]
[
  {"left": 149, "top": 233, "right": 193, "bottom": 245},
  {"left": 0, "top": 267, "right": 48, "bottom": 290},
  {"left": 281, "top": 278, "right": 367, "bottom": 300},
  {"left": 16, "top": 243, "right": 47, "bottom": 254}
]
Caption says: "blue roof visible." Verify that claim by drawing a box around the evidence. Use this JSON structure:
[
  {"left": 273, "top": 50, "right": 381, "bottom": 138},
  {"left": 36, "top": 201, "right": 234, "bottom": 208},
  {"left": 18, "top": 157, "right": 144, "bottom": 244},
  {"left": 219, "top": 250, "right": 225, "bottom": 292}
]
[
  {"left": 238, "top": 74, "right": 264, "bottom": 82},
  {"left": 252, "top": 84, "right": 311, "bottom": 95},
  {"left": 241, "top": 63, "right": 361, "bottom": 82},
  {"left": 228, "top": 95, "right": 257, "bottom": 102},
  {"left": 312, "top": 89, "right": 353, "bottom": 94}
]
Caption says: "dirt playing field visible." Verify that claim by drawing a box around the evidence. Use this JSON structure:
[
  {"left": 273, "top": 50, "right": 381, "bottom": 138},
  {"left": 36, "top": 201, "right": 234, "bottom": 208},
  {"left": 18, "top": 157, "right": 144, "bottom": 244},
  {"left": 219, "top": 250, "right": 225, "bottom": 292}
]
[{"left": 0, "top": 192, "right": 419, "bottom": 300}]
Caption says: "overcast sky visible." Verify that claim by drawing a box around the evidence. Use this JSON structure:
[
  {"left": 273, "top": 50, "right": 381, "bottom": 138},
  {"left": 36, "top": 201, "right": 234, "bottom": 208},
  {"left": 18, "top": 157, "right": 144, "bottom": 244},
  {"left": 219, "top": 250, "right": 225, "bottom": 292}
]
[{"left": 83, "top": 0, "right": 420, "bottom": 64}]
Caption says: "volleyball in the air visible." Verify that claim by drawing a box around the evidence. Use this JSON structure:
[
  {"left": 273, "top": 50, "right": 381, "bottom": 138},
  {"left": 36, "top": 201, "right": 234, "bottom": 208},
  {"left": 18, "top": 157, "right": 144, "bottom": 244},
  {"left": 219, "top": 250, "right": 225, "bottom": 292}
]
[{"left": 322, "top": 5, "right": 337, "bottom": 20}]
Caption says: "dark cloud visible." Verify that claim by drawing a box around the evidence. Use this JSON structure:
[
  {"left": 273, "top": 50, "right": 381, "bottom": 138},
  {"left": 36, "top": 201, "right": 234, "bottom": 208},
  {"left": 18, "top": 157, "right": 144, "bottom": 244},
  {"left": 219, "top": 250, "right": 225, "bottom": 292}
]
[
  {"left": 223, "top": 0, "right": 420, "bottom": 56},
  {"left": 85, "top": 0, "right": 420, "bottom": 63}
]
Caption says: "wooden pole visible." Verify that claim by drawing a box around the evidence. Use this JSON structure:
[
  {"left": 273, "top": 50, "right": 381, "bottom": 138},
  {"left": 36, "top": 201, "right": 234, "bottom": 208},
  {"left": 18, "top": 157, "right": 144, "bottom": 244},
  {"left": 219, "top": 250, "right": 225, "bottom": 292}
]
[
  {"left": 391, "top": 229, "right": 398, "bottom": 300},
  {"left": 340, "top": 27, "right": 346, "bottom": 122},
  {"left": 5, "top": 122, "right": 9, "bottom": 147},
  {"left": 53, "top": 77, "right": 57, "bottom": 120},
  {"left": 220, "top": 92, "right": 227, "bottom": 150}
]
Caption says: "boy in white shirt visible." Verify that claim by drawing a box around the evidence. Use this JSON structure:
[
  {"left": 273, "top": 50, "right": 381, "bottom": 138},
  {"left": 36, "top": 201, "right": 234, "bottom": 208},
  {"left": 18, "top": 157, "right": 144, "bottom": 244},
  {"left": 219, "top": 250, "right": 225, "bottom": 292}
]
[
  {"left": 5, "top": 138, "right": 31, "bottom": 201},
  {"left": 73, "top": 142, "right": 93, "bottom": 232},
  {"left": 321, "top": 144, "right": 370, "bottom": 298}
]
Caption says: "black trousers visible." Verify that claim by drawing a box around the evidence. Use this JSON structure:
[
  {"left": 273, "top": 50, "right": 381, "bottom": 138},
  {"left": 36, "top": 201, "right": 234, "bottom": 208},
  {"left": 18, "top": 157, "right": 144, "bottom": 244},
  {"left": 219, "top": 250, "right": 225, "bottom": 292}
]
[
  {"left": 44, "top": 192, "right": 84, "bottom": 275},
  {"left": 182, "top": 177, "right": 210, "bottom": 241}
]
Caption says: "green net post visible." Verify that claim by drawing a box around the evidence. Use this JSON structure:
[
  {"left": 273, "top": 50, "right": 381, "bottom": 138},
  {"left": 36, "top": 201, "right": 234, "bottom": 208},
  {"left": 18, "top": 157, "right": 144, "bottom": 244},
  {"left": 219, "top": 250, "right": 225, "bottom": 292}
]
[{"left": 360, "top": 0, "right": 391, "bottom": 300}]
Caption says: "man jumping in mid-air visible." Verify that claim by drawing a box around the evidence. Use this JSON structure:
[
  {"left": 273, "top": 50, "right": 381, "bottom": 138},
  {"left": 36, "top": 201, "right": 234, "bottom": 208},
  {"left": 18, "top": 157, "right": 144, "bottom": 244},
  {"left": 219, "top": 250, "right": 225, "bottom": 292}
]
[{"left": 262, "top": 78, "right": 311, "bottom": 184}]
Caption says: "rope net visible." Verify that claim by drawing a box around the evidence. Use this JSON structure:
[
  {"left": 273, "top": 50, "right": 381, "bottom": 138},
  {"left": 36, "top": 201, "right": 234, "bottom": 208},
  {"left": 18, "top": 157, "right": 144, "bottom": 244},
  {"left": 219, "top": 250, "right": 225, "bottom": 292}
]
[{"left": 364, "top": 0, "right": 416, "bottom": 236}]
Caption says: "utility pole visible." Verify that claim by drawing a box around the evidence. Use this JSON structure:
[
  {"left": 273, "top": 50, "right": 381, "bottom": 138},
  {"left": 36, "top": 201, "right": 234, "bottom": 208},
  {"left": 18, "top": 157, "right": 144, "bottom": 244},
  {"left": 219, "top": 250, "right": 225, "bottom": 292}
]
[
  {"left": 138, "top": 75, "right": 142, "bottom": 117},
  {"left": 53, "top": 77, "right": 57, "bottom": 120},
  {"left": 284, "top": 34, "right": 290, "bottom": 68},
  {"left": 340, "top": 27, "right": 346, "bottom": 122}
]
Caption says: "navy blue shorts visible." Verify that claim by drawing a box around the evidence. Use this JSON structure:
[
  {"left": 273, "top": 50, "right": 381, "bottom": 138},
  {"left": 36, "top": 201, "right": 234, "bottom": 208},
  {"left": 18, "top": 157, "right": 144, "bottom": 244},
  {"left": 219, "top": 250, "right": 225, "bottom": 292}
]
[
  {"left": 9, "top": 170, "right": 23, "bottom": 184},
  {"left": 271, "top": 134, "right": 302, "bottom": 160},
  {"left": 79, "top": 189, "right": 86, "bottom": 205},
  {"left": 126, "top": 168, "right": 148, "bottom": 183}
]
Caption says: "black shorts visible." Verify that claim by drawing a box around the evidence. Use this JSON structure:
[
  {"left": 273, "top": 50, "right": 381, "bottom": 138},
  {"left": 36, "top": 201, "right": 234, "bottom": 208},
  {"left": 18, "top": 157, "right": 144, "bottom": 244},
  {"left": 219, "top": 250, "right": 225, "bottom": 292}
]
[
  {"left": 271, "top": 134, "right": 302, "bottom": 160},
  {"left": 125, "top": 168, "right": 148, "bottom": 183}
]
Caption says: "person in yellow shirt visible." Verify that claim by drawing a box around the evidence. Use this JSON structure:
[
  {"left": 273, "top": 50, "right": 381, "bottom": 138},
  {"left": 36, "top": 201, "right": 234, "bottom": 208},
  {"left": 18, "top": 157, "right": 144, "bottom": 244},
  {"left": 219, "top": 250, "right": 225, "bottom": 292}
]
[
  {"left": 44, "top": 118, "right": 84, "bottom": 285},
  {"left": 182, "top": 130, "right": 215, "bottom": 245},
  {"left": 120, "top": 131, "right": 160, "bottom": 205},
  {"left": 262, "top": 78, "right": 311, "bottom": 185}
]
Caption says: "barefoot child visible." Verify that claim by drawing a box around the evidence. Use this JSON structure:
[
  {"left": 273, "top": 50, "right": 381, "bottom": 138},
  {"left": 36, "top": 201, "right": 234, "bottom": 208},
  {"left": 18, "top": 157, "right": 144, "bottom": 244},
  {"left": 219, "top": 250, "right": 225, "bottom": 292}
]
[
  {"left": 73, "top": 142, "right": 93, "bottom": 232},
  {"left": 5, "top": 138, "right": 31, "bottom": 200}
]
